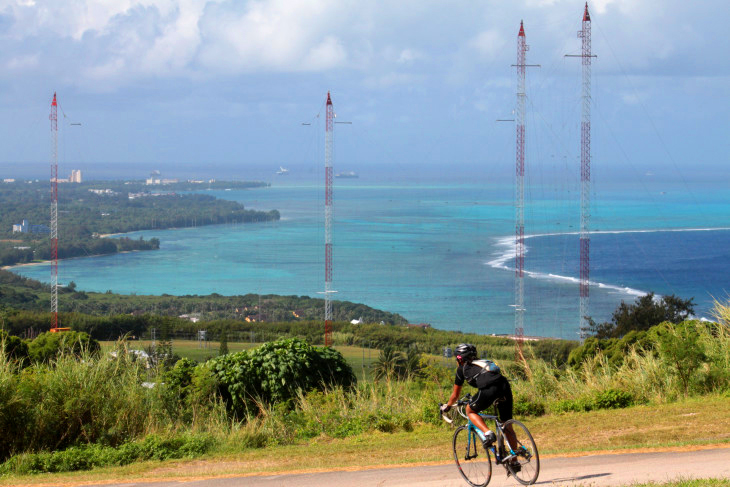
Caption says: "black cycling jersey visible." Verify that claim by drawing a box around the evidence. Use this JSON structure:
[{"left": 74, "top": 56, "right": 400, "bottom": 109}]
[{"left": 454, "top": 361, "right": 502, "bottom": 389}]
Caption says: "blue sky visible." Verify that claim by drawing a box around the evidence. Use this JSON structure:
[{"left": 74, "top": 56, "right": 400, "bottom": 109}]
[{"left": 0, "top": 0, "right": 727, "bottom": 182}]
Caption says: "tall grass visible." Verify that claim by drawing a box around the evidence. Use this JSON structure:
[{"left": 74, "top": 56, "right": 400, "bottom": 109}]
[
  {"left": 516, "top": 319, "right": 730, "bottom": 412},
  {"left": 0, "top": 343, "right": 228, "bottom": 462},
  {"left": 217, "top": 378, "right": 444, "bottom": 450}
]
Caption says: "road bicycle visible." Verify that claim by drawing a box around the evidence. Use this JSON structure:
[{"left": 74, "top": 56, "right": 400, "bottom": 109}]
[{"left": 441, "top": 393, "right": 539, "bottom": 486}]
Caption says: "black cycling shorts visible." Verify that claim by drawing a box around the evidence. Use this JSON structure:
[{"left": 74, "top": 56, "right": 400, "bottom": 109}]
[{"left": 468, "top": 376, "right": 513, "bottom": 421}]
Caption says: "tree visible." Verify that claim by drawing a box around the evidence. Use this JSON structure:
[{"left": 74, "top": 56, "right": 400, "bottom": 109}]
[
  {"left": 403, "top": 346, "right": 423, "bottom": 378},
  {"left": 585, "top": 293, "right": 695, "bottom": 339},
  {"left": 651, "top": 321, "right": 707, "bottom": 395},
  {"left": 372, "top": 346, "right": 406, "bottom": 380}
]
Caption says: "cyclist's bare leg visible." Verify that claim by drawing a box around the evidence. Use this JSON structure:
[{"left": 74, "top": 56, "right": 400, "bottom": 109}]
[{"left": 465, "top": 404, "right": 491, "bottom": 436}]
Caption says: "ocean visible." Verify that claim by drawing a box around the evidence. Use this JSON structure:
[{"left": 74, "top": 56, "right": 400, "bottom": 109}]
[{"left": 9, "top": 169, "right": 730, "bottom": 339}]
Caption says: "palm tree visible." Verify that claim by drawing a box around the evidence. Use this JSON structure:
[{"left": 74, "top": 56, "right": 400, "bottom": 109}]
[{"left": 372, "top": 346, "right": 405, "bottom": 380}]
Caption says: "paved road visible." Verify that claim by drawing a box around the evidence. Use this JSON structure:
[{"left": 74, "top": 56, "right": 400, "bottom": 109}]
[{"left": 83, "top": 448, "right": 730, "bottom": 487}]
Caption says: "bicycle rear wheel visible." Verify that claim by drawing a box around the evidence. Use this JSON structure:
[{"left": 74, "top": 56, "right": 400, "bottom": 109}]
[
  {"left": 452, "top": 426, "right": 492, "bottom": 487},
  {"left": 503, "top": 419, "right": 539, "bottom": 485}
]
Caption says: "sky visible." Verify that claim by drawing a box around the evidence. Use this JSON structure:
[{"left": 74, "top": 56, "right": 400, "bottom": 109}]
[{"left": 0, "top": 0, "right": 727, "bottom": 182}]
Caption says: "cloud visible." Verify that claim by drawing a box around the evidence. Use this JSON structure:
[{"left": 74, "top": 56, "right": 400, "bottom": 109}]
[
  {"left": 468, "top": 29, "right": 507, "bottom": 60},
  {"left": 197, "top": 0, "right": 352, "bottom": 73},
  {"left": 0, "top": 0, "right": 725, "bottom": 92}
]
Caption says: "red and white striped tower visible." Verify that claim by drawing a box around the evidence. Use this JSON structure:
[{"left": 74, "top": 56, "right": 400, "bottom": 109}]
[
  {"left": 324, "top": 92, "right": 334, "bottom": 346},
  {"left": 49, "top": 93, "right": 60, "bottom": 332},
  {"left": 515, "top": 21, "right": 527, "bottom": 355},
  {"left": 578, "top": 3, "right": 592, "bottom": 338}
]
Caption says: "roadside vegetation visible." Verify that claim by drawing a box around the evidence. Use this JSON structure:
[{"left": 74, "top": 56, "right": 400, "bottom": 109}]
[{"left": 0, "top": 294, "right": 728, "bottom": 480}]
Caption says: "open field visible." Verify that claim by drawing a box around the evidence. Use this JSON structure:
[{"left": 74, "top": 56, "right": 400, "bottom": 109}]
[{"left": 3, "top": 394, "right": 728, "bottom": 486}]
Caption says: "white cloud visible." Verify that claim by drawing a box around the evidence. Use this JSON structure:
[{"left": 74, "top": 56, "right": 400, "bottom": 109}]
[
  {"left": 197, "top": 0, "right": 352, "bottom": 72},
  {"left": 0, "top": 0, "right": 724, "bottom": 89},
  {"left": 300, "top": 36, "right": 347, "bottom": 71},
  {"left": 468, "top": 29, "right": 506, "bottom": 60}
]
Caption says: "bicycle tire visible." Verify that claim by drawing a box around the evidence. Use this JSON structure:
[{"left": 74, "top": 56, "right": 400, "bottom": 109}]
[
  {"left": 502, "top": 419, "right": 539, "bottom": 485},
  {"left": 452, "top": 425, "right": 492, "bottom": 487}
]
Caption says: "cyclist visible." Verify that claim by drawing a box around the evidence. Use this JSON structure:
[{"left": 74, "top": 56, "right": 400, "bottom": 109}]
[{"left": 441, "top": 343, "right": 519, "bottom": 466}]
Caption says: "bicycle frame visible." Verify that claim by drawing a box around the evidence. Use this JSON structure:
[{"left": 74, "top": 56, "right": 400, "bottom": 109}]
[{"left": 455, "top": 402, "right": 518, "bottom": 465}]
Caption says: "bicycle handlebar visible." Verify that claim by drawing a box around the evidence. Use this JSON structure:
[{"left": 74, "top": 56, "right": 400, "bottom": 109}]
[{"left": 440, "top": 394, "right": 473, "bottom": 423}]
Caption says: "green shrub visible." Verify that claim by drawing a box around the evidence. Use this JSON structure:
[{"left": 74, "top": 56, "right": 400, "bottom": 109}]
[
  {"left": 0, "top": 433, "right": 216, "bottom": 475},
  {"left": 593, "top": 388, "right": 634, "bottom": 409},
  {"left": 651, "top": 321, "right": 708, "bottom": 395},
  {"left": 513, "top": 397, "right": 547, "bottom": 417},
  {"left": 552, "top": 397, "right": 594, "bottom": 413},
  {"left": 209, "top": 338, "right": 356, "bottom": 417},
  {"left": 27, "top": 331, "right": 100, "bottom": 363},
  {"left": 0, "top": 331, "right": 28, "bottom": 364}
]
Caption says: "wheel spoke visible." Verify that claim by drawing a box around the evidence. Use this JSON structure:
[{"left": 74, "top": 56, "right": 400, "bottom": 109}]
[
  {"left": 452, "top": 426, "right": 492, "bottom": 487},
  {"left": 503, "top": 420, "right": 540, "bottom": 485}
]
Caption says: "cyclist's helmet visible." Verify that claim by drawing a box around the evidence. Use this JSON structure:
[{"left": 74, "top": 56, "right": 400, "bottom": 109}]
[{"left": 455, "top": 343, "right": 477, "bottom": 363}]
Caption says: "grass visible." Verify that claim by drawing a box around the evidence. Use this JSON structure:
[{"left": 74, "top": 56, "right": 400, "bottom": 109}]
[{"left": 2, "top": 393, "right": 728, "bottom": 486}]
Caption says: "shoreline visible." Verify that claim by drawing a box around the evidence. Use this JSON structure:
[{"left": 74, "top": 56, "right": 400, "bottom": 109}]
[{"left": 2, "top": 250, "right": 144, "bottom": 271}]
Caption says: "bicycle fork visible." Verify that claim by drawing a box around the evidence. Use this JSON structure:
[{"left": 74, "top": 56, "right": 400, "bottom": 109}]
[{"left": 465, "top": 424, "right": 485, "bottom": 460}]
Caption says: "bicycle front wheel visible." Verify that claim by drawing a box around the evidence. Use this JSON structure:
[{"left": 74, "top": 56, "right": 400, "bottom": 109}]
[
  {"left": 452, "top": 426, "right": 492, "bottom": 487},
  {"left": 503, "top": 419, "right": 539, "bottom": 485}
]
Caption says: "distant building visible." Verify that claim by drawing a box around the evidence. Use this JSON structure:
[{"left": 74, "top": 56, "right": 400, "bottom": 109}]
[
  {"left": 3, "top": 179, "right": 15, "bottom": 183},
  {"left": 146, "top": 171, "right": 162, "bottom": 185},
  {"left": 12, "top": 219, "right": 50, "bottom": 234},
  {"left": 55, "top": 170, "right": 82, "bottom": 184},
  {"left": 146, "top": 170, "right": 179, "bottom": 185}
]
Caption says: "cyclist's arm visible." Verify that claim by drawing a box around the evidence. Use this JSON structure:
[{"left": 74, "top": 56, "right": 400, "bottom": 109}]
[{"left": 445, "top": 384, "right": 462, "bottom": 408}]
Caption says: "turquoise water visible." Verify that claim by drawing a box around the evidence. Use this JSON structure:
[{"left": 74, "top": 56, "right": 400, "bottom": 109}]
[{"left": 12, "top": 179, "right": 730, "bottom": 339}]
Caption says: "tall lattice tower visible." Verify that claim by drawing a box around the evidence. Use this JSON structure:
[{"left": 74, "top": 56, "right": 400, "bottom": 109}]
[
  {"left": 49, "top": 93, "right": 60, "bottom": 332},
  {"left": 514, "top": 21, "right": 527, "bottom": 358},
  {"left": 578, "top": 3, "right": 592, "bottom": 338},
  {"left": 323, "top": 92, "right": 335, "bottom": 346}
]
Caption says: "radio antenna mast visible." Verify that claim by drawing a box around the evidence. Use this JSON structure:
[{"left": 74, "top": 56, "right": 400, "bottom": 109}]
[{"left": 49, "top": 93, "right": 60, "bottom": 332}]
